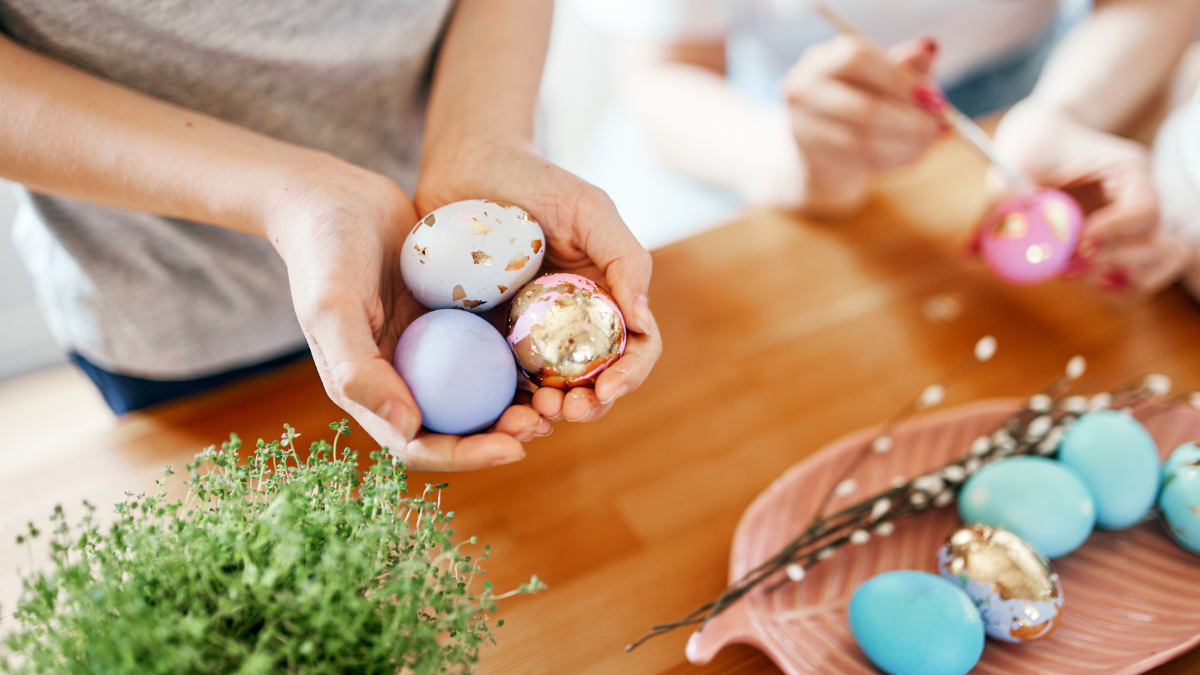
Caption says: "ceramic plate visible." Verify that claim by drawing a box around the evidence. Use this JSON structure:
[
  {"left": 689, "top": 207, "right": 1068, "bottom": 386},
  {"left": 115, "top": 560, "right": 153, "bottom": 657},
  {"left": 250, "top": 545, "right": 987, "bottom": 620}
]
[{"left": 687, "top": 399, "right": 1200, "bottom": 674}]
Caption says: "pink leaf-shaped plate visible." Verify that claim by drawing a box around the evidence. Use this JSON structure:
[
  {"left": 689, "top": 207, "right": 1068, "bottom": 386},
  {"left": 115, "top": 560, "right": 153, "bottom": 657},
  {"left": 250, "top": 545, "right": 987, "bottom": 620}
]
[{"left": 687, "top": 399, "right": 1200, "bottom": 674}]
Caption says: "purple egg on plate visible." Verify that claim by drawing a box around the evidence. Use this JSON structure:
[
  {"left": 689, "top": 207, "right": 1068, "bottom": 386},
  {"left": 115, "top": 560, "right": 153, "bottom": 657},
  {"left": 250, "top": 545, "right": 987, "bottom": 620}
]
[{"left": 393, "top": 309, "right": 517, "bottom": 435}]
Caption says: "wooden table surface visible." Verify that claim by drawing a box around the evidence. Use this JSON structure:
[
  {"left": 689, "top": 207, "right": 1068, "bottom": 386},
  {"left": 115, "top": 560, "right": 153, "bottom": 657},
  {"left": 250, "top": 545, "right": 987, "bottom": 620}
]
[{"left": 3, "top": 136, "right": 1200, "bottom": 674}]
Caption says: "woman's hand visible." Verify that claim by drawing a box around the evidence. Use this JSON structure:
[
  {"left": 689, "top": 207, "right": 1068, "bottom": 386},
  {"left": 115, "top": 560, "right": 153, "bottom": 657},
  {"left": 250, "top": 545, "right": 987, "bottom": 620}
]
[
  {"left": 992, "top": 101, "right": 1191, "bottom": 296},
  {"left": 266, "top": 157, "right": 548, "bottom": 471},
  {"left": 782, "top": 36, "right": 944, "bottom": 217},
  {"left": 415, "top": 138, "right": 661, "bottom": 425}
]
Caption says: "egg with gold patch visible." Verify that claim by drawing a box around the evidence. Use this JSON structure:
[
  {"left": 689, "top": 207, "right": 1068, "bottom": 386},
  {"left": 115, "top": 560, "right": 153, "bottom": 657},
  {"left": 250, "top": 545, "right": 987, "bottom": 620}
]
[
  {"left": 978, "top": 187, "right": 1083, "bottom": 284},
  {"left": 938, "top": 524, "right": 1063, "bottom": 643},
  {"left": 401, "top": 199, "right": 545, "bottom": 312},
  {"left": 506, "top": 273, "right": 626, "bottom": 390}
]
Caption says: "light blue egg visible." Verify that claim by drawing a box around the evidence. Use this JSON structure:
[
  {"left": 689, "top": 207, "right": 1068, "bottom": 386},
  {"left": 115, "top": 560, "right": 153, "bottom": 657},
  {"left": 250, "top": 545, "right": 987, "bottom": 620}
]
[
  {"left": 1159, "top": 443, "right": 1200, "bottom": 554},
  {"left": 849, "top": 570, "right": 984, "bottom": 675},
  {"left": 959, "top": 457, "right": 1095, "bottom": 559},
  {"left": 392, "top": 309, "right": 516, "bottom": 435},
  {"left": 1058, "top": 410, "right": 1160, "bottom": 530},
  {"left": 1163, "top": 442, "right": 1200, "bottom": 483}
]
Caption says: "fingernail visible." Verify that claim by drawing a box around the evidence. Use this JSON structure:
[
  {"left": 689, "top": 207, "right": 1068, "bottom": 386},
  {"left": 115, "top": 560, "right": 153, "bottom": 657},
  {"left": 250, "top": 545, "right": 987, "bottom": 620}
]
[
  {"left": 1102, "top": 268, "right": 1130, "bottom": 289},
  {"left": 920, "top": 37, "right": 939, "bottom": 55},
  {"left": 537, "top": 426, "right": 554, "bottom": 437},
  {"left": 633, "top": 294, "right": 653, "bottom": 336},
  {"left": 492, "top": 452, "right": 525, "bottom": 467},
  {"left": 600, "top": 386, "right": 627, "bottom": 406},
  {"left": 911, "top": 85, "right": 948, "bottom": 115},
  {"left": 377, "top": 399, "right": 417, "bottom": 441}
]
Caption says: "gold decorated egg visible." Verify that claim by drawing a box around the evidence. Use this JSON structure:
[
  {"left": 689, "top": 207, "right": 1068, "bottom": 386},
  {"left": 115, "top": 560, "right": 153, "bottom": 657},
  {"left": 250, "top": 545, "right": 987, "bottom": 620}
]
[
  {"left": 937, "top": 524, "right": 1063, "bottom": 643},
  {"left": 505, "top": 273, "right": 626, "bottom": 390}
]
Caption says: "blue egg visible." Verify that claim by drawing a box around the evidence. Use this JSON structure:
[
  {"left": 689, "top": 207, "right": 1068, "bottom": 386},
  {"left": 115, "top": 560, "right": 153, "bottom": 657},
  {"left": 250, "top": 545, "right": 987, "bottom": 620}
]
[
  {"left": 1163, "top": 442, "right": 1200, "bottom": 482},
  {"left": 392, "top": 309, "right": 516, "bottom": 435},
  {"left": 959, "top": 457, "right": 1095, "bottom": 559},
  {"left": 1058, "top": 410, "right": 1160, "bottom": 530},
  {"left": 849, "top": 571, "right": 984, "bottom": 675},
  {"left": 1159, "top": 443, "right": 1200, "bottom": 554}
]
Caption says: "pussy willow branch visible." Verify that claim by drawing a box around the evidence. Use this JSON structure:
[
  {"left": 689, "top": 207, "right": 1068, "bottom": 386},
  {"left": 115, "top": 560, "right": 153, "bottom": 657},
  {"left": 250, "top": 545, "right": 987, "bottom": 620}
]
[{"left": 627, "top": 376, "right": 1169, "bottom": 652}]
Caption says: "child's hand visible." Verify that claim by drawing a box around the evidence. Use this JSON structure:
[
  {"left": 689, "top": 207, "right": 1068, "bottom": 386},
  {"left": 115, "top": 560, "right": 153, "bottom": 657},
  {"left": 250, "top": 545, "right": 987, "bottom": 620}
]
[
  {"left": 782, "top": 35, "right": 943, "bottom": 217},
  {"left": 415, "top": 138, "right": 661, "bottom": 426},
  {"left": 992, "top": 101, "right": 1191, "bottom": 296},
  {"left": 267, "top": 159, "right": 549, "bottom": 472}
]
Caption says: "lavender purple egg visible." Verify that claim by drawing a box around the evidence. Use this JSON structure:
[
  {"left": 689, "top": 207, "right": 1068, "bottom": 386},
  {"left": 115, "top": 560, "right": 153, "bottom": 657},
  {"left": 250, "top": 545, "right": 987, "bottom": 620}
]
[
  {"left": 978, "top": 188, "right": 1083, "bottom": 284},
  {"left": 393, "top": 309, "right": 516, "bottom": 435},
  {"left": 506, "top": 273, "right": 626, "bottom": 390}
]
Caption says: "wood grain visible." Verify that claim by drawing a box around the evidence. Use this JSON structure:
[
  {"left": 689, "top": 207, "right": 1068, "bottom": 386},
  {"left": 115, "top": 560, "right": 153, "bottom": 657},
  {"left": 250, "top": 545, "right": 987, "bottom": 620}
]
[{"left": 3, "top": 136, "right": 1198, "bottom": 673}]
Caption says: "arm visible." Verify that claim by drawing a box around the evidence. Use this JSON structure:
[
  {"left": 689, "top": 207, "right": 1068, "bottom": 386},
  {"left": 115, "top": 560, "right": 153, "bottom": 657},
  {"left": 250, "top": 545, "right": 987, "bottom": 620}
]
[
  {"left": 993, "top": 0, "right": 1200, "bottom": 296},
  {"left": 417, "top": 0, "right": 662, "bottom": 427},
  {"left": 616, "top": 35, "right": 941, "bottom": 218},
  {"left": 0, "top": 32, "right": 544, "bottom": 469}
]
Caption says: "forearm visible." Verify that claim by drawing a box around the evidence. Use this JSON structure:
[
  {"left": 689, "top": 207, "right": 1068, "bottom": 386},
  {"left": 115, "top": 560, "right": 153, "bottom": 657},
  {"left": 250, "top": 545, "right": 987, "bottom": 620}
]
[
  {"left": 1024, "top": 0, "right": 1200, "bottom": 131},
  {"left": 422, "top": 0, "right": 552, "bottom": 153},
  {"left": 0, "top": 33, "right": 347, "bottom": 240},
  {"left": 619, "top": 53, "right": 804, "bottom": 207}
]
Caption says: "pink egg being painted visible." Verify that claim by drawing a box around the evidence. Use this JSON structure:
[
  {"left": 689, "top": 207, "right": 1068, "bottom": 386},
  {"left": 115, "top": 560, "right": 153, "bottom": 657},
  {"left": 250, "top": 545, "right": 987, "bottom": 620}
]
[
  {"left": 506, "top": 273, "right": 626, "bottom": 390},
  {"left": 978, "top": 188, "right": 1083, "bottom": 284}
]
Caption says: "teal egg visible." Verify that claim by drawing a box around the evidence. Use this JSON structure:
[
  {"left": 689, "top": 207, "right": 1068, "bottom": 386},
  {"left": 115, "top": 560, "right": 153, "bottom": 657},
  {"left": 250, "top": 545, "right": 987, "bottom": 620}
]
[
  {"left": 1159, "top": 443, "right": 1200, "bottom": 554},
  {"left": 959, "top": 457, "right": 1095, "bottom": 559},
  {"left": 1058, "top": 410, "right": 1160, "bottom": 530},
  {"left": 1163, "top": 442, "right": 1200, "bottom": 482},
  {"left": 849, "top": 571, "right": 984, "bottom": 675}
]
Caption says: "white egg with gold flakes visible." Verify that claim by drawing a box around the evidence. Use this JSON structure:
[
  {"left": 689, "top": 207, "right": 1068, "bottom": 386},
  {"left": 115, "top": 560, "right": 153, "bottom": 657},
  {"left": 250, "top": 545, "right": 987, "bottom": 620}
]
[{"left": 401, "top": 199, "right": 545, "bottom": 312}]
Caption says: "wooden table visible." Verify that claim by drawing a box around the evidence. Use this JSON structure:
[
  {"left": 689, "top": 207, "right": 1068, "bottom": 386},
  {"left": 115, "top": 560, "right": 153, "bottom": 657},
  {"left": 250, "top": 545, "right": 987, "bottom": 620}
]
[{"left": 3, "top": 137, "right": 1199, "bottom": 674}]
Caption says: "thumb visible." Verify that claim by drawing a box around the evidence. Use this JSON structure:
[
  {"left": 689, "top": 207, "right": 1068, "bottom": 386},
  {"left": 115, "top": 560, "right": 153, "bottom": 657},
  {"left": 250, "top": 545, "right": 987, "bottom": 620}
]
[
  {"left": 890, "top": 37, "right": 938, "bottom": 77},
  {"left": 302, "top": 290, "right": 422, "bottom": 443}
]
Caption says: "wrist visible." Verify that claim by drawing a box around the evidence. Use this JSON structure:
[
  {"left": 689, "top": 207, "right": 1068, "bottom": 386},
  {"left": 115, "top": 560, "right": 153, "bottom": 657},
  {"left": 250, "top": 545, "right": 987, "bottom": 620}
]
[{"left": 798, "top": 157, "right": 872, "bottom": 219}]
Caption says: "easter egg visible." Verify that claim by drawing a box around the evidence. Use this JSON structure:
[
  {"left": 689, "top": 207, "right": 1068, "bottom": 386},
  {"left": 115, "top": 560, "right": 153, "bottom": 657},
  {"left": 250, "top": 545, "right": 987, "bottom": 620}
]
[
  {"left": 938, "top": 524, "right": 1063, "bottom": 643},
  {"left": 958, "top": 456, "right": 1095, "bottom": 559},
  {"left": 506, "top": 273, "right": 626, "bottom": 389},
  {"left": 392, "top": 309, "right": 516, "bottom": 435},
  {"left": 849, "top": 570, "right": 984, "bottom": 675},
  {"left": 1159, "top": 443, "right": 1200, "bottom": 554},
  {"left": 978, "top": 187, "right": 1083, "bottom": 284},
  {"left": 400, "top": 199, "right": 545, "bottom": 312},
  {"left": 1058, "top": 410, "right": 1159, "bottom": 530}
]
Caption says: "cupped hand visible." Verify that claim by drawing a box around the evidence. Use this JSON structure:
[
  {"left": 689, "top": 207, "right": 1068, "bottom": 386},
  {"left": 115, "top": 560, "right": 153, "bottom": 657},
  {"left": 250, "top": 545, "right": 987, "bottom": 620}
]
[
  {"left": 265, "top": 157, "right": 548, "bottom": 471},
  {"left": 782, "top": 35, "right": 944, "bottom": 217},
  {"left": 415, "top": 138, "right": 661, "bottom": 426},
  {"left": 992, "top": 102, "right": 1191, "bottom": 296}
]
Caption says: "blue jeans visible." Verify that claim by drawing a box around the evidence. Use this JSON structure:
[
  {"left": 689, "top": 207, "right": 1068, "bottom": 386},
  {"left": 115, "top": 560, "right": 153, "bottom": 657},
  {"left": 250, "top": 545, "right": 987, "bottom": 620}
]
[{"left": 71, "top": 348, "right": 311, "bottom": 415}]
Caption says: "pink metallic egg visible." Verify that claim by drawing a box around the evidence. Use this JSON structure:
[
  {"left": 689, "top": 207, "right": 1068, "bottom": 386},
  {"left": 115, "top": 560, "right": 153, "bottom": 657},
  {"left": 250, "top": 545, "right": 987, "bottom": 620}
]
[
  {"left": 978, "top": 188, "right": 1083, "bottom": 284},
  {"left": 506, "top": 273, "right": 626, "bottom": 390}
]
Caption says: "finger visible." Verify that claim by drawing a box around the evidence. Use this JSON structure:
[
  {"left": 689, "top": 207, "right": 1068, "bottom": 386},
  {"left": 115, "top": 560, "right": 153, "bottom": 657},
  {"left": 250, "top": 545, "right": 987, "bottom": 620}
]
[
  {"left": 301, "top": 289, "right": 420, "bottom": 441},
  {"left": 532, "top": 417, "right": 554, "bottom": 437},
  {"left": 889, "top": 37, "right": 938, "bottom": 76},
  {"left": 818, "top": 35, "right": 927, "bottom": 102},
  {"left": 594, "top": 301, "right": 662, "bottom": 404},
  {"left": 1089, "top": 236, "right": 1190, "bottom": 296},
  {"left": 561, "top": 387, "right": 602, "bottom": 423},
  {"left": 798, "top": 78, "right": 942, "bottom": 139},
  {"left": 1084, "top": 169, "right": 1160, "bottom": 246},
  {"left": 532, "top": 386, "right": 566, "bottom": 421},
  {"left": 400, "top": 432, "right": 525, "bottom": 471},
  {"left": 490, "top": 404, "right": 545, "bottom": 442}
]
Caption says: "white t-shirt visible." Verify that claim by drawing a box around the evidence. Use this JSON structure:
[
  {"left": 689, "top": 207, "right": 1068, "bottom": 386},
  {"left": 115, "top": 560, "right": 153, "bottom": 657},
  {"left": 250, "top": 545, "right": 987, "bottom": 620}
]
[{"left": 579, "top": 0, "right": 1060, "bottom": 98}]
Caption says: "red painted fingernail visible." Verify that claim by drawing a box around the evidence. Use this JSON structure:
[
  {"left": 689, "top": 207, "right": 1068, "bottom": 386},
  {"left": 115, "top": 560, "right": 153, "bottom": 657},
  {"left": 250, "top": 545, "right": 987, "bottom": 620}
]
[
  {"left": 920, "top": 37, "right": 939, "bottom": 55},
  {"left": 912, "top": 85, "right": 948, "bottom": 115},
  {"left": 1101, "top": 268, "right": 1130, "bottom": 290}
]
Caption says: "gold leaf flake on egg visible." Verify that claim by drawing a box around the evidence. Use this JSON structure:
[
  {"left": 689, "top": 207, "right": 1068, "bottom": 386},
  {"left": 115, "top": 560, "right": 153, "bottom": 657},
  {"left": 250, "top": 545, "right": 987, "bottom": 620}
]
[
  {"left": 517, "top": 212, "right": 533, "bottom": 223},
  {"left": 471, "top": 251, "right": 494, "bottom": 265},
  {"left": 473, "top": 219, "right": 490, "bottom": 235},
  {"left": 413, "top": 243, "right": 427, "bottom": 255},
  {"left": 419, "top": 260, "right": 425, "bottom": 264},
  {"left": 452, "top": 285, "right": 466, "bottom": 301},
  {"left": 531, "top": 239, "right": 542, "bottom": 254},
  {"left": 995, "top": 212, "right": 1027, "bottom": 239},
  {"left": 505, "top": 252, "right": 530, "bottom": 271},
  {"left": 1044, "top": 200, "right": 1072, "bottom": 242},
  {"left": 497, "top": 285, "right": 508, "bottom": 293},
  {"left": 510, "top": 237, "right": 516, "bottom": 244},
  {"left": 410, "top": 213, "right": 435, "bottom": 234},
  {"left": 482, "top": 199, "right": 515, "bottom": 208},
  {"left": 463, "top": 299, "right": 486, "bottom": 308}
]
